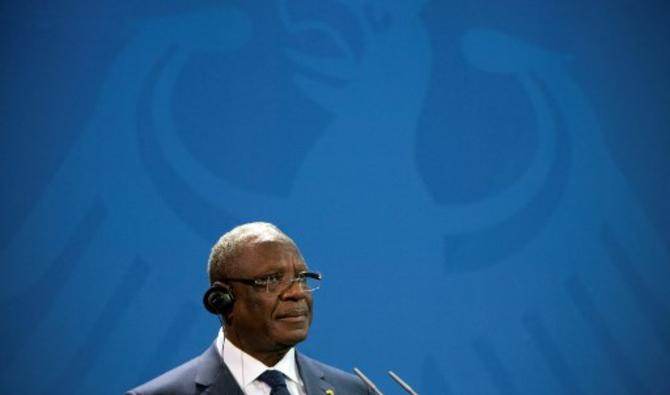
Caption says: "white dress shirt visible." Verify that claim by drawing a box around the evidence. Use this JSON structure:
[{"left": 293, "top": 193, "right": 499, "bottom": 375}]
[{"left": 215, "top": 329, "right": 306, "bottom": 395}]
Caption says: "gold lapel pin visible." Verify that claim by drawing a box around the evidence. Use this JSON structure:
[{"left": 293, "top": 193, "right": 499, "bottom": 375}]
[{"left": 325, "top": 389, "right": 334, "bottom": 395}]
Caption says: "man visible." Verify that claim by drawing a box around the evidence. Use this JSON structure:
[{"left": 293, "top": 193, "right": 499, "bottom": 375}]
[{"left": 126, "top": 222, "right": 371, "bottom": 394}]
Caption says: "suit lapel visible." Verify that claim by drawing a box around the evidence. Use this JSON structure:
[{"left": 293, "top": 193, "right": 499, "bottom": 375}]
[
  {"left": 195, "top": 342, "right": 245, "bottom": 395},
  {"left": 297, "top": 353, "right": 332, "bottom": 395}
]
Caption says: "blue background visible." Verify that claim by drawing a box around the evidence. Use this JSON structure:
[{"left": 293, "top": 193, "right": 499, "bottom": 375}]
[{"left": 2, "top": 1, "right": 669, "bottom": 394}]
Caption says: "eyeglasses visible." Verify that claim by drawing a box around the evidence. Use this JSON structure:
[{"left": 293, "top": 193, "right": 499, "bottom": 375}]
[{"left": 225, "top": 271, "right": 322, "bottom": 294}]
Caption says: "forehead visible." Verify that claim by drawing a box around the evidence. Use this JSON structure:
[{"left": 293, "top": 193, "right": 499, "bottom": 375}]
[{"left": 233, "top": 240, "right": 306, "bottom": 276}]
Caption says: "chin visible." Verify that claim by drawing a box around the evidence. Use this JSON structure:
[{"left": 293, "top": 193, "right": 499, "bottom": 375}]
[
  {"left": 272, "top": 315, "right": 311, "bottom": 342},
  {"left": 274, "top": 326, "right": 309, "bottom": 346}
]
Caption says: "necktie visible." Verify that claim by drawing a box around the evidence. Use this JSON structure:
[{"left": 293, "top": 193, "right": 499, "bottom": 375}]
[{"left": 257, "top": 370, "right": 291, "bottom": 395}]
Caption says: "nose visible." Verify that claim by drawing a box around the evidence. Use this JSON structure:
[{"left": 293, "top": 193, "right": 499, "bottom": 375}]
[{"left": 279, "top": 279, "right": 308, "bottom": 300}]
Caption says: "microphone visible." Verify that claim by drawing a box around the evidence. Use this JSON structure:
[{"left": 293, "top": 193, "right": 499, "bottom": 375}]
[
  {"left": 388, "top": 370, "right": 419, "bottom": 395},
  {"left": 353, "top": 367, "right": 420, "bottom": 395},
  {"left": 353, "top": 368, "right": 384, "bottom": 395}
]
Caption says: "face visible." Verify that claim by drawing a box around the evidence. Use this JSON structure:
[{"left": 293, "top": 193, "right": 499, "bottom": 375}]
[{"left": 224, "top": 239, "right": 314, "bottom": 356}]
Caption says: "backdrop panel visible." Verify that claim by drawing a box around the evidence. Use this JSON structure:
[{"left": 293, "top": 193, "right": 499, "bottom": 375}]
[{"left": 1, "top": 1, "right": 669, "bottom": 394}]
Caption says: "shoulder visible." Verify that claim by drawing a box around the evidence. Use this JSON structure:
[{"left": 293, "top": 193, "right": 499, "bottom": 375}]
[
  {"left": 124, "top": 355, "right": 201, "bottom": 395},
  {"left": 298, "top": 354, "right": 371, "bottom": 395}
]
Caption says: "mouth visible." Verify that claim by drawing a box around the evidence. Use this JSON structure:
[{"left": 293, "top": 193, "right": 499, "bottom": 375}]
[
  {"left": 276, "top": 307, "right": 309, "bottom": 322},
  {"left": 277, "top": 315, "right": 308, "bottom": 323}
]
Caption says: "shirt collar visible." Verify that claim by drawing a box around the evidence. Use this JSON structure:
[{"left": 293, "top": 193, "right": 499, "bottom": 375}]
[{"left": 215, "top": 329, "right": 302, "bottom": 389}]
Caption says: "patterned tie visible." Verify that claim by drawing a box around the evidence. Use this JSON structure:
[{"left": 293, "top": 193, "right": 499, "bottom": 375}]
[{"left": 257, "top": 370, "right": 291, "bottom": 395}]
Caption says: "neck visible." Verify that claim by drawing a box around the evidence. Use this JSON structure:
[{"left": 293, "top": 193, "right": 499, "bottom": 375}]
[
  {"left": 224, "top": 329, "right": 291, "bottom": 367},
  {"left": 253, "top": 349, "right": 290, "bottom": 367}
]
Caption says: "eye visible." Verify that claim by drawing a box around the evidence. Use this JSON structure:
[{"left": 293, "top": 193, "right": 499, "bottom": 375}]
[
  {"left": 257, "top": 273, "right": 282, "bottom": 285},
  {"left": 295, "top": 272, "right": 312, "bottom": 283}
]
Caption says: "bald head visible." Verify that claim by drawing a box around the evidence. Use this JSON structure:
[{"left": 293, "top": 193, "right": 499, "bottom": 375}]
[{"left": 207, "top": 222, "right": 299, "bottom": 283}]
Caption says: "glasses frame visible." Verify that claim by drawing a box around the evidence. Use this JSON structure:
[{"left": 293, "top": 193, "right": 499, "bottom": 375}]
[{"left": 225, "top": 271, "right": 322, "bottom": 293}]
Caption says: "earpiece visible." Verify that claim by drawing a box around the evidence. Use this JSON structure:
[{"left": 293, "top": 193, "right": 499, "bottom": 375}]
[{"left": 203, "top": 283, "right": 234, "bottom": 315}]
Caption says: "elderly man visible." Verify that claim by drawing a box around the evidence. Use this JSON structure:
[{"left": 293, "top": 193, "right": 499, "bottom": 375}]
[{"left": 126, "top": 222, "right": 370, "bottom": 395}]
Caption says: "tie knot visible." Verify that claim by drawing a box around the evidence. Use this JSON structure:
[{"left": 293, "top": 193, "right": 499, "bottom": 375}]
[{"left": 257, "top": 370, "right": 288, "bottom": 390}]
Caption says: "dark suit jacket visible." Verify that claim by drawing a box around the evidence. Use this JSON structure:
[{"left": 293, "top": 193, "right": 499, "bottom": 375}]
[{"left": 126, "top": 342, "right": 371, "bottom": 395}]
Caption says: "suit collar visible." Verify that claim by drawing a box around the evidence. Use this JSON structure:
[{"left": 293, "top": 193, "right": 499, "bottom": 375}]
[
  {"left": 195, "top": 342, "right": 244, "bottom": 394},
  {"left": 194, "top": 341, "right": 333, "bottom": 395}
]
